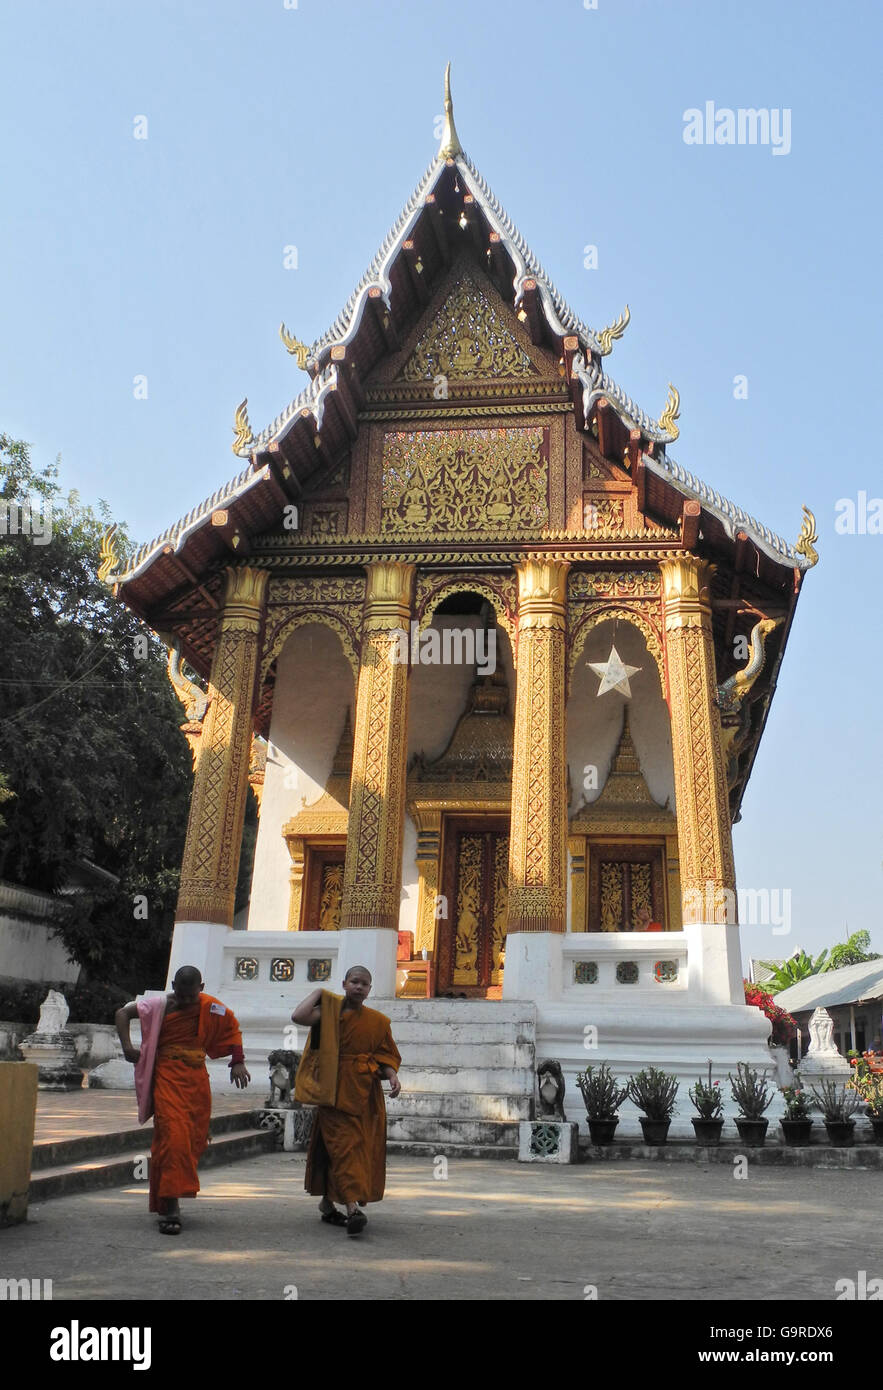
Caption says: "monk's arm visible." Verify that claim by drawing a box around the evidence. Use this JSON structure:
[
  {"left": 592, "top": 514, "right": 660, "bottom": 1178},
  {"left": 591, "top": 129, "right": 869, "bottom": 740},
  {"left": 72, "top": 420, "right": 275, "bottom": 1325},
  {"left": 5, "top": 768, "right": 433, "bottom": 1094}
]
[
  {"left": 114, "top": 1002, "right": 141, "bottom": 1063},
  {"left": 291, "top": 989, "right": 323, "bottom": 1026}
]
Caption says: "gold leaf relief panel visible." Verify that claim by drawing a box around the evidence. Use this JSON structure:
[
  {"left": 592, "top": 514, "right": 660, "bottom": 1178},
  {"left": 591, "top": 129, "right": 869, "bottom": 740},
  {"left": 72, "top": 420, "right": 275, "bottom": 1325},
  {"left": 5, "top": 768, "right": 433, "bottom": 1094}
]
[
  {"left": 453, "top": 834, "right": 482, "bottom": 985},
  {"left": 491, "top": 834, "right": 509, "bottom": 984},
  {"left": 381, "top": 426, "right": 548, "bottom": 536},
  {"left": 399, "top": 273, "right": 536, "bottom": 381}
]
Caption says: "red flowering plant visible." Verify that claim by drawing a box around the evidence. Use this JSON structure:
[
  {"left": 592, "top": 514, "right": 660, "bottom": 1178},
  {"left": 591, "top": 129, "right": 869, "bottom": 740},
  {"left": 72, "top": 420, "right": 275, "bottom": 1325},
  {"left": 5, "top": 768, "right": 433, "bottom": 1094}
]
[
  {"left": 743, "top": 981, "right": 797, "bottom": 1047},
  {"left": 847, "top": 1051, "right": 883, "bottom": 1116}
]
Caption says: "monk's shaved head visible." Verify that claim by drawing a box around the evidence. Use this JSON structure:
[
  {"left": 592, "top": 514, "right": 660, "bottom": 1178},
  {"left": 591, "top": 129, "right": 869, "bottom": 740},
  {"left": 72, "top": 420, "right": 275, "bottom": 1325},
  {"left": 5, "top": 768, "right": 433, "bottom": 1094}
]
[
  {"left": 173, "top": 965, "right": 203, "bottom": 991},
  {"left": 344, "top": 966, "right": 372, "bottom": 982}
]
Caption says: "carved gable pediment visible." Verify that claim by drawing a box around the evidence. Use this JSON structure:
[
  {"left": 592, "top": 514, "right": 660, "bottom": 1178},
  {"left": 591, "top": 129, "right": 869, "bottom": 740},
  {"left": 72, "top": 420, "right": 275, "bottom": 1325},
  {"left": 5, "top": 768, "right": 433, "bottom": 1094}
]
[{"left": 396, "top": 264, "right": 540, "bottom": 383}]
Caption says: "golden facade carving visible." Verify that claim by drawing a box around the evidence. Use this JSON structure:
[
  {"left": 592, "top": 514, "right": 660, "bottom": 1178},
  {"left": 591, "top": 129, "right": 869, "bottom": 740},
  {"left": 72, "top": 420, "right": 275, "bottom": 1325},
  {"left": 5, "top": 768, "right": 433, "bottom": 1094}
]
[
  {"left": 415, "top": 571, "right": 518, "bottom": 658},
  {"left": 661, "top": 555, "right": 735, "bottom": 915},
  {"left": 569, "top": 571, "right": 661, "bottom": 599},
  {"left": 491, "top": 835, "right": 509, "bottom": 983},
  {"left": 508, "top": 560, "right": 569, "bottom": 933},
  {"left": 600, "top": 863, "right": 624, "bottom": 932},
  {"left": 399, "top": 271, "right": 536, "bottom": 381},
  {"left": 261, "top": 575, "right": 365, "bottom": 685},
  {"left": 318, "top": 863, "right": 344, "bottom": 931},
  {"left": 176, "top": 566, "right": 268, "bottom": 925},
  {"left": 381, "top": 426, "right": 549, "bottom": 535},
  {"left": 453, "top": 834, "right": 482, "bottom": 984},
  {"left": 340, "top": 562, "right": 415, "bottom": 931}
]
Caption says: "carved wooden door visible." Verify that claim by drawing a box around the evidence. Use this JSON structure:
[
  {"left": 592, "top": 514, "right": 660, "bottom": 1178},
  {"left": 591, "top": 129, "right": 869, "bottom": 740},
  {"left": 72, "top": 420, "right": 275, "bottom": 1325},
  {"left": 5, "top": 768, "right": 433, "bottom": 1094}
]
[
  {"left": 588, "top": 843, "right": 666, "bottom": 932},
  {"left": 438, "top": 818, "right": 509, "bottom": 996}
]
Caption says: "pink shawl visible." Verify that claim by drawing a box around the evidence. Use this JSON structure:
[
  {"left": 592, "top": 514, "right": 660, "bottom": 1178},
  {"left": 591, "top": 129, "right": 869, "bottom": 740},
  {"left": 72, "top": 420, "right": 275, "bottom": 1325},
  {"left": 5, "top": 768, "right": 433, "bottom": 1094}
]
[{"left": 133, "top": 993, "right": 169, "bottom": 1124}]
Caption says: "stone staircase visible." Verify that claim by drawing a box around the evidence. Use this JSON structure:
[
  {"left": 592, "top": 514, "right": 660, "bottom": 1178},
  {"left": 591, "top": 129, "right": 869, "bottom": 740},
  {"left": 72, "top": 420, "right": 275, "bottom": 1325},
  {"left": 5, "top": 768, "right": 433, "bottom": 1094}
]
[
  {"left": 380, "top": 999, "right": 536, "bottom": 1159},
  {"left": 29, "top": 1110, "right": 276, "bottom": 1201}
]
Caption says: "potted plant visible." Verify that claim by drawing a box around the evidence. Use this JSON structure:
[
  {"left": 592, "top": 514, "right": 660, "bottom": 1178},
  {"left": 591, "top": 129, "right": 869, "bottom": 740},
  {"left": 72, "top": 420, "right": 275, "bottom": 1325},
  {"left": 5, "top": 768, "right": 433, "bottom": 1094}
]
[
  {"left": 689, "top": 1060, "right": 725, "bottom": 1145},
  {"left": 626, "top": 1066, "right": 679, "bottom": 1144},
  {"left": 847, "top": 1052, "right": 883, "bottom": 1141},
  {"left": 728, "top": 1062, "right": 773, "bottom": 1146},
  {"left": 779, "top": 1085, "right": 814, "bottom": 1145},
  {"left": 810, "top": 1077, "right": 862, "bottom": 1146},
  {"left": 576, "top": 1063, "right": 629, "bottom": 1145}
]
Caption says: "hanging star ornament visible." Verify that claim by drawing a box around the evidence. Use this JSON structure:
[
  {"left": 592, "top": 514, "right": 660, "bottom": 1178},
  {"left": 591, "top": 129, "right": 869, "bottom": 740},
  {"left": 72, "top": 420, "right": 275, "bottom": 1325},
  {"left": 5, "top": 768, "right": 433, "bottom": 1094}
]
[{"left": 588, "top": 645, "right": 642, "bottom": 698}]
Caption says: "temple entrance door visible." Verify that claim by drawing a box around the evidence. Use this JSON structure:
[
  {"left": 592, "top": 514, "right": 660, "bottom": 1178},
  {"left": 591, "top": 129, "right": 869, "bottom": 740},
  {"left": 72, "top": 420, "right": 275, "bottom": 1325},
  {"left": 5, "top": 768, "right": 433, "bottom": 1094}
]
[{"left": 438, "top": 816, "right": 509, "bottom": 998}]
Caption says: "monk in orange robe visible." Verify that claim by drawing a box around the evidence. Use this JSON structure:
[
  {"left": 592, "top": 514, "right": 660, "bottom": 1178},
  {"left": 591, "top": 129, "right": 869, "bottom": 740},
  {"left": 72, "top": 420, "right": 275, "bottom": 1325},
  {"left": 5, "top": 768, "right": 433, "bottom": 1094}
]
[
  {"left": 115, "top": 965, "right": 250, "bottom": 1234},
  {"left": 293, "top": 966, "right": 401, "bottom": 1236}
]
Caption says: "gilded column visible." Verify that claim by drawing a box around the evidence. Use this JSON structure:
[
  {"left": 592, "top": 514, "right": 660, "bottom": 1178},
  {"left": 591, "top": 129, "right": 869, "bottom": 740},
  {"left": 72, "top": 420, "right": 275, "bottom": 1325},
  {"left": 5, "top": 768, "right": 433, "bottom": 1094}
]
[
  {"left": 176, "top": 566, "right": 268, "bottom": 925},
  {"left": 339, "top": 561, "right": 415, "bottom": 931},
  {"left": 660, "top": 555, "right": 736, "bottom": 920},
  {"left": 508, "top": 559, "right": 570, "bottom": 933}
]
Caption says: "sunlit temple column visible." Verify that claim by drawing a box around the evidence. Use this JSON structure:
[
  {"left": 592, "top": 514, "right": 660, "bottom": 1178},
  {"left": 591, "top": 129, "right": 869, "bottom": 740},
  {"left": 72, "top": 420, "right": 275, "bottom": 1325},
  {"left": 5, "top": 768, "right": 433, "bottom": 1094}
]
[
  {"left": 338, "top": 561, "right": 415, "bottom": 994},
  {"left": 660, "top": 555, "right": 742, "bottom": 1003},
  {"left": 170, "top": 567, "right": 268, "bottom": 981},
  {"left": 503, "top": 559, "right": 570, "bottom": 998}
]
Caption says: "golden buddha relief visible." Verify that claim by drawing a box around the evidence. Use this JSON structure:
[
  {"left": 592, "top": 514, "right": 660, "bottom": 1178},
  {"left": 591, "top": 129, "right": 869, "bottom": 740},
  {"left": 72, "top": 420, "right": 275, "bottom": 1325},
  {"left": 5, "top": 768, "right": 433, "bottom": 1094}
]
[
  {"left": 399, "top": 272, "right": 536, "bottom": 381},
  {"left": 381, "top": 426, "right": 548, "bottom": 535}
]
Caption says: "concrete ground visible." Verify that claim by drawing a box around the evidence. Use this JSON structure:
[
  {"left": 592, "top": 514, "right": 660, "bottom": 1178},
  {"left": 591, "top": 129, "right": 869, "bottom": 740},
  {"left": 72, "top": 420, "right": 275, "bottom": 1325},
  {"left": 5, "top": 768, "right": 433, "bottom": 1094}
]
[
  {"left": 5, "top": 1151, "right": 881, "bottom": 1301},
  {"left": 33, "top": 1090, "right": 256, "bottom": 1144}
]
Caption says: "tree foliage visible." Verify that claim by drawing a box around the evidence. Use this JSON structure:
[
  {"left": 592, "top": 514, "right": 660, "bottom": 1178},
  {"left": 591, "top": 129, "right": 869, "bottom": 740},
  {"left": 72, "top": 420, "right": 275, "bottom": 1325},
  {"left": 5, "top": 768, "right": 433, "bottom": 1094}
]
[
  {"left": 0, "top": 434, "right": 193, "bottom": 988},
  {"left": 827, "top": 930, "right": 880, "bottom": 970},
  {"left": 758, "top": 930, "right": 880, "bottom": 995}
]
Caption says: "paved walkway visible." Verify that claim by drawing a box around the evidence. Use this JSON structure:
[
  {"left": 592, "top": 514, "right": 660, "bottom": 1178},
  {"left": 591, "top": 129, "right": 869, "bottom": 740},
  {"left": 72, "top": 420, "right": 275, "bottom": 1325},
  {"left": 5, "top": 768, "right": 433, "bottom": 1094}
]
[
  {"left": 33, "top": 1090, "right": 256, "bottom": 1144},
  {"left": 5, "top": 1152, "right": 880, "bottom": 1301}
]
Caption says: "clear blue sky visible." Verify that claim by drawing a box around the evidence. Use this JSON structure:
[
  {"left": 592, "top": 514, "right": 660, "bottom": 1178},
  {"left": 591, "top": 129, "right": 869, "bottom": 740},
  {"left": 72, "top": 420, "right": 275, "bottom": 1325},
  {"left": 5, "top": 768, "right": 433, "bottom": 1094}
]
[{"left": 2, "top": 0, "right": 881, "bottom": 967}]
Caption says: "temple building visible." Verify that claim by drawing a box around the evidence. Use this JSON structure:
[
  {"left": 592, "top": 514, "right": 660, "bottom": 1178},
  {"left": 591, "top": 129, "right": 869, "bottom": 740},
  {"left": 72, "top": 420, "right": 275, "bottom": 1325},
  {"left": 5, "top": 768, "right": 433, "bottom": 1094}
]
[{"left": 111, "top": 73, "right": 818, "bottom": 1140}]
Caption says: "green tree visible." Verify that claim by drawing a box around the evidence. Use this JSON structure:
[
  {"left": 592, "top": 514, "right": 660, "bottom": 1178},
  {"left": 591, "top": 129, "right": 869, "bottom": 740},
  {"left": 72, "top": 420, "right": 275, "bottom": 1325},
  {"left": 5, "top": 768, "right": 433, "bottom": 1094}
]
[
  {"left": 0, "top": 433, "right": 194, "bottom": 988},
  {"left": 828, "top": 930, "right": 880, "bottom": 970},
  {"left": 756, "top": 948, "right": 831, "bottom": 993}
]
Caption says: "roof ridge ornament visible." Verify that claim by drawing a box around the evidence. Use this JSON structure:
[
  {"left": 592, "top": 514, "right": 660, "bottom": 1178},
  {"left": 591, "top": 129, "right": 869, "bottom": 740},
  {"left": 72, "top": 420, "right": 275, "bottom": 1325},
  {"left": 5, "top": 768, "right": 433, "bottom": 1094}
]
[
  {"left": 597, "top": 304, "right": 630, "bottom": 356},
  {"left": 232, "top": 399, "right": 254, "bottom": 455},
  {"left": 280, "top": 322, "right": 310, "bottom": 369},
  {"left": 657, "top": 383, "right": 681, "bottom": 441},
  {"left": 795, "top": 504, "right": 819, "bottom": 567},
  {"left": 97, "top": 524, "right": 119, "bottom": 585},
  {"left": 438, "top": 61, "right": 463, "bottom": 160}
]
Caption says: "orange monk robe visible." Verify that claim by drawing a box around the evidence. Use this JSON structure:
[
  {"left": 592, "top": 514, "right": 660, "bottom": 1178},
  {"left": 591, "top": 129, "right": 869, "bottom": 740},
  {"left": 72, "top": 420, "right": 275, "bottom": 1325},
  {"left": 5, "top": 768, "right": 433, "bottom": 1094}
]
[
  {"left": 302, "top": 993, "right": 401, "bottom": 1206},
  {"left": 149, "top": 994, "right": 243, "bottom": 1215}
]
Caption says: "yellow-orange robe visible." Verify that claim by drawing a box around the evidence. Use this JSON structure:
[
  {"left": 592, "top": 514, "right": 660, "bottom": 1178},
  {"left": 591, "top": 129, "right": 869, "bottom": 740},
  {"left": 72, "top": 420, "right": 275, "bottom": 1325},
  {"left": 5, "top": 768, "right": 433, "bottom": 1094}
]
[
  {"left": 149, "top": 994, "right": 243, "bottom": 1215},
  {"left": 302, "top": 993, "right": 401, "bottom": 1206}
]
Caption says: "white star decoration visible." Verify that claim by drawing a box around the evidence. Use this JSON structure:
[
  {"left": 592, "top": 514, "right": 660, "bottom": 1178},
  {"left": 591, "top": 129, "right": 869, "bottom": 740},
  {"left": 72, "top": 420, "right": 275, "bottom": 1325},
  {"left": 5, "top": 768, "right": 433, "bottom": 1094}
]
[{"left": 588, "top": 645, "right": 642, "bottom": 698}]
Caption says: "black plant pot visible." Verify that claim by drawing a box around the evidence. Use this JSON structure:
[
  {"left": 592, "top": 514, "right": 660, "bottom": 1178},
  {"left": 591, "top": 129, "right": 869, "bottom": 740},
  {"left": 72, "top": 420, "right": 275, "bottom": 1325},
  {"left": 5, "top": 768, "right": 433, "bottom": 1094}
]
[
  {"left": 691, "top": 1117, "right": 724, "bottom": 1146},
  {"left": 587, "top": 1118, "right": 618, "bottom": 1145},
  {"left": 825, "top": 1119, "right": 855, "bottom": 1147},
  {"left": 780, "top": 1118, "right": 814, "bottom": 1146},
  {"left": 869, "top": 1116, "right": 883, "bottom": 1142},
  {"left": 735, "top": 1117, "right": 768, "bottom": 1147},
  {"left": 639, "top": 1117, "right": 671, "bottom": 1145}
]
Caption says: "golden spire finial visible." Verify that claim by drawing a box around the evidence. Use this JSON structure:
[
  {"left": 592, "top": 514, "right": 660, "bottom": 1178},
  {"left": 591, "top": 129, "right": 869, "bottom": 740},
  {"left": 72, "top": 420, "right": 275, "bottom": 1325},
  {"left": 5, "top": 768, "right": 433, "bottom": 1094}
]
[{"left": 438, "top": 62, "right": 463, "bottom": 159}]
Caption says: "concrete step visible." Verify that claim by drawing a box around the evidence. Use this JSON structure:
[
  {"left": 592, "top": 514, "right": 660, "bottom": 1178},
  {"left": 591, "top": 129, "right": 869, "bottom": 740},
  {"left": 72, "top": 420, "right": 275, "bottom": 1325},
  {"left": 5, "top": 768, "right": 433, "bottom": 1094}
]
[
  {"left": 395, "top": 1040, "right": 535, "bottom": 1068},
  {"left": 388, "top": 1091, "right": 532, "bottom": 1121},
  {"left": 396, "top": 1064, "right": 536, "bottom": 1094},
  {"left": 386, "top": 1140, "right": 516, "bottom": 1161},
  {"left": 29, "top": 1126, "right": 276, "bottom": 1202},
  {"left": 374, "top": 1000, "right": 536, "bottom": 1025},
  {"left": 387, "top": 1021, "right": 536, "bottom": 1045},
  {"left": 31, "top": 1109, "right": 261, "bottom": 1172},
  {"left": 386, "top": 1115, "right": 518, "bottom": 1146}
]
